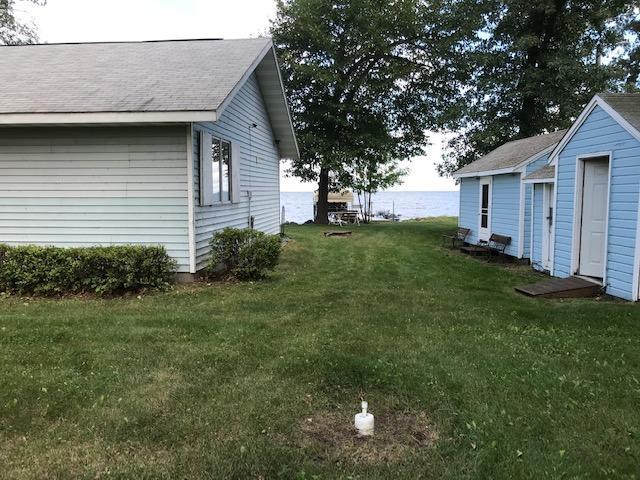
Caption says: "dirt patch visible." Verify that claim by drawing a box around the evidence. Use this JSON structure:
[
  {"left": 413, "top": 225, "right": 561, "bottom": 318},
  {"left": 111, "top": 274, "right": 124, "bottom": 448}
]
[{"left": 301, "top": 410, "right": 438, "bottom": 464}]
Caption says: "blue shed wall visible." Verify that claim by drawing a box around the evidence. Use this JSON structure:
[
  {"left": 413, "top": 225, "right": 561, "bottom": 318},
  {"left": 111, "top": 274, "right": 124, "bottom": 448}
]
[
  {"left": 522, "top": 153, "right": 551, "bottom": 259},
  {"left": 525, "top": 153, "right": 552, "bottom": 175},
  {"left": 459, "top": 177, "right": 479, "bottom": 245},
  {"left": 491, "top": 173, "right": 521, "bottom": 257},
  {"left": 553, "top": 104, "right": 640, "bottom": 300}
]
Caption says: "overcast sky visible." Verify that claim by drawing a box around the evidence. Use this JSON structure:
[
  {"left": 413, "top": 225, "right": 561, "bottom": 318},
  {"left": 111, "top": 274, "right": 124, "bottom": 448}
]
[{"left": 17, "top": 0, "right": 457, "bottom": 192}]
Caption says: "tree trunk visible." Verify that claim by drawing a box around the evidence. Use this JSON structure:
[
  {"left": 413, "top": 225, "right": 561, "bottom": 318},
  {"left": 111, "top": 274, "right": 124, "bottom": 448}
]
[{"left": 315, "top": 167, "right": 330, "bottom": 224}]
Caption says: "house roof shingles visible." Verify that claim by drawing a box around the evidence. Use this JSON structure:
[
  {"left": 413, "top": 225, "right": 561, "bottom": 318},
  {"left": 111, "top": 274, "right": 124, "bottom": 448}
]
[
  {"left": 0, "top": 38, "right": 272, "bottom": 114},
  {"left": 597, "top": 92, "right": 640, "bottom": 134},
  {"left": 454, "top": 129, "right": 567, "bottom": 176}
]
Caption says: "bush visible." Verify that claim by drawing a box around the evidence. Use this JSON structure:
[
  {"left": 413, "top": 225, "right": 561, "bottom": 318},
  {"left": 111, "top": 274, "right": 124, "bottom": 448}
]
[
  {"left": 0, "top": 244, "right": 177, "bottom": 296},
  {"left": 207, "top": 228, "right": 281, "bottom": 280}
]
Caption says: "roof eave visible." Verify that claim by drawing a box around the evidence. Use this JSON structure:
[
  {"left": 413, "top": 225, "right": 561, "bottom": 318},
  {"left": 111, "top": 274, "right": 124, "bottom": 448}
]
[
  {"left": 0, "top": 110, "right": 217, "bottom": 125},
  {"left": 215, "top": 41, "right": 300, "bottom": 161},
  {"left": 522, "top": 177, "right": 555, "bottom": 184},
  {"left": 453, "top": 166, "right": 519, "bottom": 179}
]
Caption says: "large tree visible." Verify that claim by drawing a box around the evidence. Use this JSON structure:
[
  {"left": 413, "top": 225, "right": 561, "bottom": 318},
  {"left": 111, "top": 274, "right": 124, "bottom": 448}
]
[
  {"left": 271, "top": 0, "right": 476, "bottom": 223},
  {"left": 437, "top": 0, "right": 636, "bottom": 176},
  {"left": 0, "top": 0, "right": 44, "bottom": 45},
  {"left": 617, "top": 8, "right": 640, "bottom": 91}
]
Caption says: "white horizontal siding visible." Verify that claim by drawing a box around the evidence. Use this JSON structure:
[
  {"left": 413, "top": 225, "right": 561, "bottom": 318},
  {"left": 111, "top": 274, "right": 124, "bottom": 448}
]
[
  {"left": 0, "top": 126, "right": 191, "bottom": 272},
  {"left": 193, "top": 73, "right": 281, "bottom": 270}
]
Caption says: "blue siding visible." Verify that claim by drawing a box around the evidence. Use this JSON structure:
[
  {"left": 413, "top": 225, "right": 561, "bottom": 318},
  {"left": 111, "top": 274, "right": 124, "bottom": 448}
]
[
  {"left": 491, "top": 173, "right": 521, "bottom": 257},
  {"left": 522, "top": 153, "right": 551, "bottom": 259},
  {"left": 531, "top": 184, "right": 545, "bottom": 271},
  {"left": 523, "top": 183, "right": 532, "bottom": 258},
  {"left": 459, "top": 178, "right": 479, "bottom": 245},
  {"left": 553, "top": 105, "right": 640, "bottom": 300},
  {"left": 525, "top": 153, "right": 551, "bottom": 174}
]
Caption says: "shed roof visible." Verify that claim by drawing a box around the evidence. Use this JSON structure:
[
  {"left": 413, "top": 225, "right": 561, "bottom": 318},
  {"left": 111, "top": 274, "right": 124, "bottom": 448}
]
[
  {"left": 523, "top": 164, "right": 555, "bottom": 182},
  {"left": 0, "top": 38, "right": 299, "bottom": 159},
  {"left": 454, "top": 130, "right": 566, "bottom": 177},
  {"left": 597, "top": 93, "right": 640, "bottom": 134}
]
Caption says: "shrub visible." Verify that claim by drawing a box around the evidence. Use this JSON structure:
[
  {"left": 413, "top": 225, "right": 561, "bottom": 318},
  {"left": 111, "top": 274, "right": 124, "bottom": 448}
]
[
  {"left": 207, "top": 228, "right": 281, "bottom": 280},
  {"left": 0, "top": 244, "right": 177, "bottom": 296}
]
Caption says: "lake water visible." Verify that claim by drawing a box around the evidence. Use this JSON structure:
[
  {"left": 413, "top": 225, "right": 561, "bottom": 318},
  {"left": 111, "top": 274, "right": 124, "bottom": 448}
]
[{"left": 281, "top": 191, "right": 459, "bottom": 224}]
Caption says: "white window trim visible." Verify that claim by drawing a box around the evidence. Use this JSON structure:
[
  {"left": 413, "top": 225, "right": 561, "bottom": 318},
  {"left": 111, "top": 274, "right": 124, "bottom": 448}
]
[
  {"left": 542, "top": 183, "right": 555, "bottom": 272},
  {"left": 530, "top": 184, "right": 535, "bottom": 265},
  {"left": 199, "top": 130, "right": 236, "bottom": 206},
  {"left": 633, "top": 186, "right": 640, "bottom": 301},
  {"left": 550, "top": 158, "right": 559, "bottom": 275},
  {"left": 518, "top": 174, "right": 526, "bottom": 258},
  {"left": 478, "top": 177, "right": 492, "bottom": 242},
  {"left": 213, "top": 138, "right": 233, "bottom": 204},
  {"left": 186, "top": 124, "right": 196, "bottom": 273}
]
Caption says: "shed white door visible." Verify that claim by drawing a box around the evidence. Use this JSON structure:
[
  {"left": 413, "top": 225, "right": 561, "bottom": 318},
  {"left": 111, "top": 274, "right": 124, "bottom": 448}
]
[
  {"left": 578, "top": 159, "right": 609, "bottom": 278},
  {"left": 478, "top": 178, "right": 491, "bottom": 241},
  {"left": 542, "top": 183, "right": 554, "bottom": 271}
]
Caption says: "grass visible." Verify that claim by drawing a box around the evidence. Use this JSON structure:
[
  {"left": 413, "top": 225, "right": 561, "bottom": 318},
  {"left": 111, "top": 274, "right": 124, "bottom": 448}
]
[{"left": 1, "top": 218, "right": 639, "bottom": 479}]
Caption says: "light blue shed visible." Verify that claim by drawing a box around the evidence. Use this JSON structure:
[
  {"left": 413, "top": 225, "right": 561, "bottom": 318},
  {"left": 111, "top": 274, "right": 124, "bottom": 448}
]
[
  {"left": 454, "top": 131, "right": 565, "bottom": 258},
  {"left": 536, "top": 93, "right": 640, "bottom": 301}
]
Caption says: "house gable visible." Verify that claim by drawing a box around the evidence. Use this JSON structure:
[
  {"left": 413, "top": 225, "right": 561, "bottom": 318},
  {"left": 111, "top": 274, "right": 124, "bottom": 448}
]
[{"left": 552, "top": 104, "right": 640, "bottom": 300}]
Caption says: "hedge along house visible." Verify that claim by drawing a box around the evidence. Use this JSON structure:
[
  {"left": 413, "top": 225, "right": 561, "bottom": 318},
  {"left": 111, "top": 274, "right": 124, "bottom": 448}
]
[
  {"left": 525, "top": 93, "right": 640, "bottom": 301},
  {"left": 453, "top": 130, "right": 566, "bottom": 259},
  {"left": 0, "top": 38, "right": 298, "bottom": 276}
]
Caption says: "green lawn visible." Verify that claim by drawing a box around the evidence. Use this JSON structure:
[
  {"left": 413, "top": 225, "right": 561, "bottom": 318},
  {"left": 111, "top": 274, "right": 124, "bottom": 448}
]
[{"left": 1, "top": 219, "right": 639, "bottom": 479}]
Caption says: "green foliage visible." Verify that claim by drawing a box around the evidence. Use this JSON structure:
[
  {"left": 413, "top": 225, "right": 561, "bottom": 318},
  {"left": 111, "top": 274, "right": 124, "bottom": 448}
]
[
  {"left": 0, "top": 0, "right": 46, "bottom": 45},
  {"left": 351, "top": 155, "right": 408, "bottom": 222},
  {"left": 271, "top": 0, "right": 470, "bottom": 221},
  {"left": 616, "top": 11, "right": 640, "bottom": 91},
  {"left": 0, "top": 244, "right": 176, "bottom": 296},
  {"left": 437, "top": 0, "right": 638, "bottom": 176},
  {"left": 207, "top": 228, "right": 281, "bottom": 280}
]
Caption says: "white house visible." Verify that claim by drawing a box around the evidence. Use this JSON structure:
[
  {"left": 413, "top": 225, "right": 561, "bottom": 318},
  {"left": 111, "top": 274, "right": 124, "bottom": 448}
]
[{"left": 0, "top": 38, "right": 298, "bottom": 276}]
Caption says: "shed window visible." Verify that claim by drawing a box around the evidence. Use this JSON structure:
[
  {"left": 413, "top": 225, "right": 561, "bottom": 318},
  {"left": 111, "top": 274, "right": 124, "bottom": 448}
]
[{"left": 210, "top": 137, "right": 232, "bottom": 202}]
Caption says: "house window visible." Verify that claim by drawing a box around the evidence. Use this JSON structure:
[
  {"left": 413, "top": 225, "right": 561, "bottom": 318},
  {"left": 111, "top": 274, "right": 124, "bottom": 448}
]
[
  {"left": 221, "top": 141, "right": 231, "bottom": 202},
  {"left": 480, "top": 183, "right": 489, "bottom": 228},
  {"left": 210, "top": 137, "right": 232, "bottom": 202}
]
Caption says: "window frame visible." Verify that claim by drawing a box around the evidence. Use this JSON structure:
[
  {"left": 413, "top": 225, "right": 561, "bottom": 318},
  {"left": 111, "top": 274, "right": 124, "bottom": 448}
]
[{"left": 209, "top": 136, "right": 233, "bottom": 204}]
